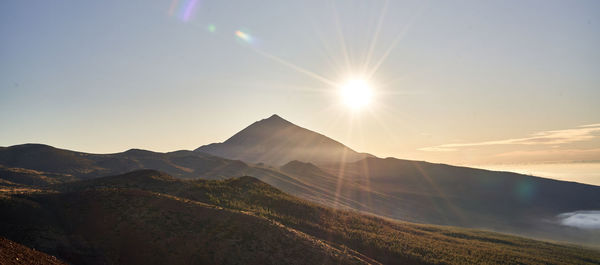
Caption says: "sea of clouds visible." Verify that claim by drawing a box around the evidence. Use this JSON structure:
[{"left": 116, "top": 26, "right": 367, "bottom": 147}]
[{"left": 556, "top": 211, "right": 600, "bottom": 229}]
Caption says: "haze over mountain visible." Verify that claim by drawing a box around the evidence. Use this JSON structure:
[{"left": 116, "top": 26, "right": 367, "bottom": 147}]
[{"left": 195, "top": 114, "right": 371, "bottom": 165}]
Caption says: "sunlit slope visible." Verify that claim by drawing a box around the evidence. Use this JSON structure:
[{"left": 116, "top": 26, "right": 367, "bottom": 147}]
[
  {"left": 195, "top": 114, "right": 371, "bottom": 165},
  {"left": 3, "top": 170, "right": 598, "bottom": 265},
  {"left": 0, "top": 165, "right": 77, "bottom": 187}
]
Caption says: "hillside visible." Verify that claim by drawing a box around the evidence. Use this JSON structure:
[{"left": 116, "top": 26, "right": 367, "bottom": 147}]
[
  {"left": 319, "top": 157, "right": 600, "bottom": 245},
  {"left": 0, "top": 165, "right": 77, "bottom": 187},
  {"left": 0, "top": 175, "right": 368, "bottom": 265},
  {"left": 1, "top": 170, "right": 598, "bottom": 265},
  {"left": 0, "top": 237, "right": 67, "bottom": 265},
  {"left": 0, "top": 144, "right": 252, "bottom": 180},
  {"left": 195, "top": 114, "right": 371, "bottom": 165},
  {"left": 0, "top": 144, "right": 369, "bottom": 211}
]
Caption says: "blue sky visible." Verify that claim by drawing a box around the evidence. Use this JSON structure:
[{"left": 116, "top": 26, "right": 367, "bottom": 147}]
[{"left": 1, "top": 0, "right": 599, "bottom": 166}]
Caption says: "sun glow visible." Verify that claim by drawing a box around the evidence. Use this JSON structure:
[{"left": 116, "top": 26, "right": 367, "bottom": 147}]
[{"left": 339, "top": 79, "right": 373, "bottom": 109}]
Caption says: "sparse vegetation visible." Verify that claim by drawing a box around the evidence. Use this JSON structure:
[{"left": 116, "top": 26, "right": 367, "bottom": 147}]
[
  {"left": 2, "top": 170, "right": 597, "bottom": 265},
  {"left": 0, "top": 237, "right": 67, "bottom": 265}
]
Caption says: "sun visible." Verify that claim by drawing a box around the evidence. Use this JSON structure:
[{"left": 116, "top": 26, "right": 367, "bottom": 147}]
[{"left": 339, "top": 79, "right": 373, "bottom": 109}]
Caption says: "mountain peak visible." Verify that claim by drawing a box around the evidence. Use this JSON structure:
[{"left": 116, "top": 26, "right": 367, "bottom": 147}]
[
  {"left": 195, "top": 115, "right": 370, "bottom": 165},
  {"left": 267, "top": 114, "right": 283, "bottom": 120},
  {"left": 256, "top": 114, "right": 293, "bottom": 127}
]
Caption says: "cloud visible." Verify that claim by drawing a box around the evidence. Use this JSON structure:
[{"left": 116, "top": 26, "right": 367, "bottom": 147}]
[
  {"left": 556, "top": 211, "right": 600, "bottom": 229},
  {"left": 419, "top": 124, "right": 600, "bottom": 152},
  {"left": 579, "top": 123, "right": 600, "bottom": 128},
  {"left": 418, "top": 146, "right": 457, "bottom": 152},
  {"left": 488, "top": 148, "right": 600, "bottom": 164},
  {"left": 494, "top": 148, "right": 600, "bottom": 159}
]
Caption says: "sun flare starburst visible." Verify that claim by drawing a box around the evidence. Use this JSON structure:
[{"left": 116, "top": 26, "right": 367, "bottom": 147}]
[{"left": 339, "top": 79, "right": 373, "bottom": 109}]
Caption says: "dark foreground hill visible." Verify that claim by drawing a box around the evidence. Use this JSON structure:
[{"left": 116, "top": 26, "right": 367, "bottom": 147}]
[
  {"left": 1, "top": 170, "right": 599, "bottom": 265},
  {"left": 0, "top": 174, "right": 368, "bottom": 265},
  {"left": 0, "top": 237, "right": 67, "bottom": 265}
]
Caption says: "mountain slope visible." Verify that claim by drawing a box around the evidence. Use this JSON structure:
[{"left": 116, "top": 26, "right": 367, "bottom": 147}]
[
  {"left": 0, "top": 237, "right": 67, "bottom": 265},
  {"left": 0, "top": 144, "right": 374, "bottom": 213},
  {"left": 195, "top": 114, "right": 371, "bottom": 165},
  {"left": 0, "top": 175, "right": 369, "bottom": 265},
  {"left": 0, "top": 165, "right": 77, "bottom": 187},
  {"left": 2, "top": 170, "right": 599, "bottom": 265},
  {"left": 320, "top": 157, "right": 600, "bottom": 245}
]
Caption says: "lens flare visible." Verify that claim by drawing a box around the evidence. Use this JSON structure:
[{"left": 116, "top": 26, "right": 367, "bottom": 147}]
[
  {"left": 207, "top": 24, "right": 216, "bottom": 33},
  {"left": 168, "top": 0, "right": 180, "bottom": 16},
  {"left": 182, "top": 0, "right": 199, "bottom": 21},
  {"left": 235, "top": 30, "right": 252, "bottom": 43}
]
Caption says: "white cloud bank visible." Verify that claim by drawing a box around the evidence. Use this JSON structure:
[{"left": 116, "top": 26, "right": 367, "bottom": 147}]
[
  {"left": 556, "top": 211, "right": 600, "bottom": 229},
  {"left": 420, "top": 124, "right": 600, "bottom": 152}
]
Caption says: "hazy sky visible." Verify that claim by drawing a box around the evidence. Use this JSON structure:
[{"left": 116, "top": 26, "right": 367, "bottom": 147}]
[{"left": 1, "top": 0, "right": 599, "bottom": 166}]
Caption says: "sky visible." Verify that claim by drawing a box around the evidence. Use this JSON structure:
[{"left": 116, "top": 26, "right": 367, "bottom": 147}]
[{"left": 1, "top": 0, "right": 599, "bottom": 169}]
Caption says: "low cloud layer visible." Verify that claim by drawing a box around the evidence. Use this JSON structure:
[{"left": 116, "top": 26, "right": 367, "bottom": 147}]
[
  {"left": 493, "top": 148, "right": 600, "bottom": 162},
  {"left": 556, "top": 211, "right": 600, "bottom": 229},
  {"left": 420, "top": 124, "right": 600, "bottom": 152}
]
